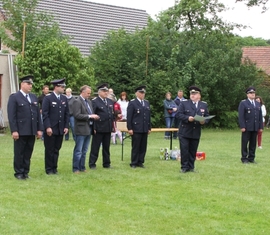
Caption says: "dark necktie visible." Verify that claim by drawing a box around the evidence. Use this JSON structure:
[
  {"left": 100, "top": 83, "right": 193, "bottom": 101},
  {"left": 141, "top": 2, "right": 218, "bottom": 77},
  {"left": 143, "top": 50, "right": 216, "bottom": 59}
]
[
  {"left": 26, "top": 94, "right": 31, "bottom": 103},
  {"left": 141, "top": 100, "right": 144, "bottom": 106},
  {"left": 85, "top": 100, "right": 92, "bottom": 114},
  {"left": 103, "top": 99, "right": 107, "bottom": 106}
]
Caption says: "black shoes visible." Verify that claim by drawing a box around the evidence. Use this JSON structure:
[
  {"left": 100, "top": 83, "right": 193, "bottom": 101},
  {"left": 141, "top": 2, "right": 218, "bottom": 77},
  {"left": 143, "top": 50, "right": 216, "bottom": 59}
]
[
  {"left": 180, "top": 169, "right": 189, "bottom": 173},
  {"left": 242, "top": 161, "right": 257, "bottom": 164},
  {"left": 130, "top": 164, "right": 145, "bottom": 168},
  {"left": 15, "top": 174, "right": 26, "bottom": 180},
  {"left": 180, "top": 169, "right": 196, "bottom": 173},
  {"left": 103, "top": 166, "right": 112, "bottom": 169},
  {"left": 24, "top": 174, "right": 30, "bottom": 179}
]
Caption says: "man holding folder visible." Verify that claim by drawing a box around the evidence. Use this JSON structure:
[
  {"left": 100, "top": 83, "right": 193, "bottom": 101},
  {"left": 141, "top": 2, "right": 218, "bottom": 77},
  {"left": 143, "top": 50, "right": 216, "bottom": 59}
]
[{"left": 176, "top": 86, "right": 209, "bottom": 173}]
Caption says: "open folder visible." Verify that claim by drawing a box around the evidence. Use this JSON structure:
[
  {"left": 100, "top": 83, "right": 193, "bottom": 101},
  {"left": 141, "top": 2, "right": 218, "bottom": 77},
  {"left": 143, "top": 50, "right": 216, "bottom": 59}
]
[{"left": 194, "top": 115, "right": 215, "bottom": 122}]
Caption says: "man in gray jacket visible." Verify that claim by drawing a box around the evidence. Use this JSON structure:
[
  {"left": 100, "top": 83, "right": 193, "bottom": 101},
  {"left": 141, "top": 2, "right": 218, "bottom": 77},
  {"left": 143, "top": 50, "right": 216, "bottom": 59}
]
[{"left": 72, "top": 85, "right": 99, "bottom": 173}]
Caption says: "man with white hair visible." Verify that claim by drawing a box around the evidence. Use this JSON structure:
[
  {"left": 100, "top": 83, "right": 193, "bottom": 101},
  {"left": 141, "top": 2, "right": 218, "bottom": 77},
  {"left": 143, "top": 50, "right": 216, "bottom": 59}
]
[{"left": 89, "top": 83, "right": 114, "bottom": 169}]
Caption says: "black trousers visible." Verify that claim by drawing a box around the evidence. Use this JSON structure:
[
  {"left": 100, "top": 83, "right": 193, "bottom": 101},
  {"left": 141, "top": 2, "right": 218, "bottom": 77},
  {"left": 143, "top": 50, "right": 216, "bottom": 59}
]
[
  {"left": 179, "top": 136, "right": 200, "bottom": 170},
  {"left": 44, "top": 133, "right": 63, "bottom": 173},
  {"left": 130, "top": 132, "right": 148, "bottom": 166},
  {"left": 89, "top": 132, "right": 111, "bottom": 168},
  {"left": 173, "top": 118, "right": 180, "bottom": 138},
  {"left": 13, "top": 135, "right": 35, "bottom": 176},
  {"left": 241, "top": 131, "right": 257, "bottom": 162}
]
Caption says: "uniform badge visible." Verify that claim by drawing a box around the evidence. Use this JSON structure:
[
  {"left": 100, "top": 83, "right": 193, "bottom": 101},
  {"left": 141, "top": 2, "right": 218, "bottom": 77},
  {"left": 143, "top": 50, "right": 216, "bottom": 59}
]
[
  {"left": 137, "top": 109, "right": 140, "bottom": 113},
  {"left": 52, "top": 102, "right": 56, "bottom": 105},
  {"left": 200, "top": 109, "right": 205, "bottom": 113}
]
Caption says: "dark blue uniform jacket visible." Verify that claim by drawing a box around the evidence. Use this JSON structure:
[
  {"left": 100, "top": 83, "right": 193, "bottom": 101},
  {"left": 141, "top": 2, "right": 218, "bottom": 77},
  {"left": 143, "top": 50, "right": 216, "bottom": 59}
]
[
  {"left": 42, "top": 93, "right": 69, "bottom": 135},
  {"left": 8, "top": 91, "right": 43, "bottom": 135},
  {"left": 238, "top": 99, "right": 263, "bottom": 131},
  {"left": 127, "top": 98, "right": 151, "bottom": 133},
  {"left": 176, "top": 99, "right": 209, "bottom": 139}
]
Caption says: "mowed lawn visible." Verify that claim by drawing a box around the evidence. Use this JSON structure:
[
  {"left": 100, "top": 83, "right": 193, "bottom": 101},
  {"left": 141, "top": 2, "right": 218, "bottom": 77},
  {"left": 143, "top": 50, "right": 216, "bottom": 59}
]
[{"left": 1, "top": 129, "right": 270, "bottom": 235}]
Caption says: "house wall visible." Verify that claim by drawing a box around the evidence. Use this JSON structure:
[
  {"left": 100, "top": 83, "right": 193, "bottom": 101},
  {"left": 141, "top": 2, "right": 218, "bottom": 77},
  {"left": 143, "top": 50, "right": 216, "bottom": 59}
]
[{"left": 0, "top": 54, "right": 18, "bottom": 127}]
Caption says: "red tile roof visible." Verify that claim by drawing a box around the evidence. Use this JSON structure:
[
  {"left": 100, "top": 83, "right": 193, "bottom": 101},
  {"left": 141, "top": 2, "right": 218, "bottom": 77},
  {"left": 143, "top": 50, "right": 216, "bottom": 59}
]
[{"left": 242, "top": 47, "right": 270, "bottom": 75}]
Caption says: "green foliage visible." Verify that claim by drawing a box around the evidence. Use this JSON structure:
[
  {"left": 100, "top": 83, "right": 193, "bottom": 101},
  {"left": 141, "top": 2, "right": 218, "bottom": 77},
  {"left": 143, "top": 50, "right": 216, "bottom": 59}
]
[
  {"left": 236, "top": 0, "right": 269, "bottom": 12},
  {"left": 88, "top": 0, "right": 262, "bottom": 128},
  {"left": 233, "top": 36, "right": 270, "bottom": 46},
  {"left": 0, "top": 0, "right": 65, "bottom": 52},
  {"left": 158, "top": 0, "right": 243, "bottom": 34},
  {"left": 1, "top": 0, "right": 94, "bottom": 94},
  {"left": 14, "top": 39, "right": 96, "bottom": 94}
]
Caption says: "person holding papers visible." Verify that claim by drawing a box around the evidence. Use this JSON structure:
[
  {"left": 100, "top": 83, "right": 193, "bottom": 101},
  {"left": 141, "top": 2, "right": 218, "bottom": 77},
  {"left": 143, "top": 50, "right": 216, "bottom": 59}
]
[{"left": 176, "top": 86, "right": 209, "bottom": 173}]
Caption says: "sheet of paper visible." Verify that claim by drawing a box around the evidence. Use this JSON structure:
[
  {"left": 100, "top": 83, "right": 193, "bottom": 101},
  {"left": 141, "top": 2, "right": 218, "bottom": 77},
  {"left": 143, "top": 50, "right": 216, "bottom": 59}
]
[{"left": 194, "top": 115, "right": 215, "bottom": 122}]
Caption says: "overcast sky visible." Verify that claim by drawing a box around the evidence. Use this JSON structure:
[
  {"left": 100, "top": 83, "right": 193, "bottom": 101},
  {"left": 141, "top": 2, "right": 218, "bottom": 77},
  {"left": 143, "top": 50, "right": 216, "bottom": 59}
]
[{"left": 89, "top": 0, "right": 270, "bottom": 39}]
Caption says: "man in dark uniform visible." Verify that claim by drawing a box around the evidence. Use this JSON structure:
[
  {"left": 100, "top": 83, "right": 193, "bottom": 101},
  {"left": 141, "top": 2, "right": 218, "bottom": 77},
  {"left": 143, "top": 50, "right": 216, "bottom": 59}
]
[
  {"left": 176, "top": 86, "right": 209, "bottom": 173},
  {"left": 238, "top": 86, "right": 263, "bottom": 164},
  {"left": 7, "top": 75, "right": 43, "bottom": 180},
  {"left": 89, "top": 83, "right": 114, "bottom": 169},
  {"left": 127, "top": 85, "right": 151, "bottom": 168},
  {"left": 42, "top": 78, "right": 69, "bottom": 174}
]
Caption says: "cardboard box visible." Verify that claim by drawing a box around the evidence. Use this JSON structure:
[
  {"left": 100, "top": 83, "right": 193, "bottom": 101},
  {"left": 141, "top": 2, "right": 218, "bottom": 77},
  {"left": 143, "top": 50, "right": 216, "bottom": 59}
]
[{"left": 196, "top": 152, "right": 206, "bottom": 161}]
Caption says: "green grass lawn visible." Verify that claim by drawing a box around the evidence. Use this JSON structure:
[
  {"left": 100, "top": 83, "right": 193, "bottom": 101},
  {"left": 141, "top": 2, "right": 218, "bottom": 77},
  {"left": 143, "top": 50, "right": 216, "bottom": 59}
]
[{"left": 1, "top": 129, "right": 270, "bottom": 235}]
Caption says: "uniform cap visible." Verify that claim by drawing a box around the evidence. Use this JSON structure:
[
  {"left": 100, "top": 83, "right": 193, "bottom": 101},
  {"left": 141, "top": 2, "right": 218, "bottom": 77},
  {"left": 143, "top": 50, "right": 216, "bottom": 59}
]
[
  {"left": 97, "top": 83, "right": 109, "bottom": 91},
  {"left": 246, "top": 86, "right": 256, "bottom": 94},
  {"left": 50, "top": 78, "right": 66, "bottom": 87},
  {"left": 189, "top": 86, "right": 201, "bottom": 94},
  {"left": 20, "top": 75, "right": 34, "bottom": 84},
  {"left": 135, "top": 85, "right": 146, "bottom": 93}
]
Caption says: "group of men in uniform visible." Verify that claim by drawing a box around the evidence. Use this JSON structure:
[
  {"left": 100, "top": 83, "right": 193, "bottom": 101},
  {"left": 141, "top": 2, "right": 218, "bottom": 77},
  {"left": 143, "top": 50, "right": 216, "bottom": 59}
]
[
  {"left": 7, "top": 76, "right": 151, "bottom": 179},
  {"left": 7, "top": 74, "right": 263, "bottom": 179}
]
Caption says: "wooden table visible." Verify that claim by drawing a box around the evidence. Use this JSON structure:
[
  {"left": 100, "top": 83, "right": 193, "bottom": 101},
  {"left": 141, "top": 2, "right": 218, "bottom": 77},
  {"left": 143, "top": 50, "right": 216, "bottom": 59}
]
[{"left": 116, "top": 122, "right": 178, "bottom": 161}]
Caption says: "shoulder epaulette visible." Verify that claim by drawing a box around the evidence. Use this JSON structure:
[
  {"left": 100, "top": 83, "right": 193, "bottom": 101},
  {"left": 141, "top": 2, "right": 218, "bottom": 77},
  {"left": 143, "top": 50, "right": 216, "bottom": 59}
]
[
  {"left": 130, "top": 99, "right": 135, "bottom": 101},
  {"left": 182, "top": 100, "right": 188, "bottom": 102},
  {"left": 92, "top": 97, "right": 97, "bottom": 100},
  {"left": 202, "top": 101, "right": 207, "bottom": 104}
]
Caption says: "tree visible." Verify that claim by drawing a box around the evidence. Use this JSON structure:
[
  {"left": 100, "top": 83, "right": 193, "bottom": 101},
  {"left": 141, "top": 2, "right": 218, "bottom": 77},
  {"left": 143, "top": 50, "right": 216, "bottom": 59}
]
[
  {"left": 15, "top": 39, "right": 96, "bottom": 94},
  {"left": 0, "top": 0, "right": 64, "bottom": 52},
  {"left": 88, "top": 0, "right": 265, "bottom": 128},
  {"left": 236, "top": 0, "right": 269, "bottom": 12},
  {"left": 0, "top": 0, "right": 94, "bottom": 94},
  {"left": 233, "top": 36, "right": 270, "bottom": 46}
]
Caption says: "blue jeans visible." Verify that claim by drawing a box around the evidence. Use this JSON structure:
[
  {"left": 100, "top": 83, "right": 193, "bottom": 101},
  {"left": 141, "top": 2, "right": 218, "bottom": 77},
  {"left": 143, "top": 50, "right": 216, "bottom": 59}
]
[
  {"left": 72, "top": 134, "right": 91, "bottom": 172},
  {"left": 65, "top": 116, "right": 76, "bottom": 141},
  {"left": 165, "top": 117, "right": 174, "bottom": 137}
]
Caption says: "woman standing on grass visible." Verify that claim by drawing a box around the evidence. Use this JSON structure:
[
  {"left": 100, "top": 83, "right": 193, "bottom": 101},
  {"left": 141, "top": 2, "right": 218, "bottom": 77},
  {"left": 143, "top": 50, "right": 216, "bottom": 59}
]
[
  {"left": 117, "top": 92, "right": 129, "bottom": 121},
  {"left": 255, "top": 96, "right": 266, "bottom": 149},
  {"left": 163, "top": 92, "right": 177, "bottom": 140}
]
